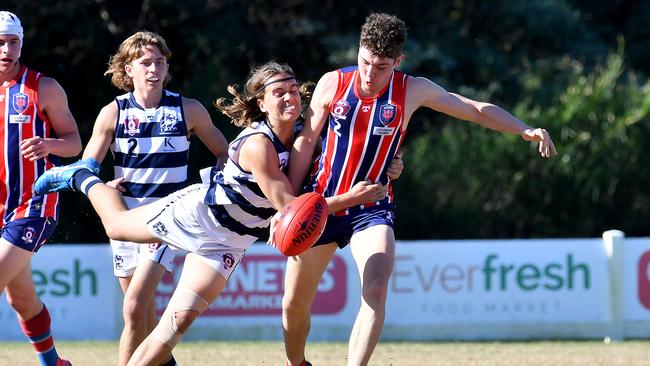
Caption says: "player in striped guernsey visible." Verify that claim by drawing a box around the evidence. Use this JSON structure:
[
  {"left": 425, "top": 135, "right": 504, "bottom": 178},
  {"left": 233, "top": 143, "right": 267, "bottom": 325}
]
[
  {"left": 81, "top": 31, "right": 228, "bottom": 366},
  {"left": 34, "top": 61, "right": 386, "bottom": 366},
  {"left": 0, "top": 11, "right": 82, "bottom": 366},
  {"left": 282, "top": 13, "right": 558, "bottom": 366}
]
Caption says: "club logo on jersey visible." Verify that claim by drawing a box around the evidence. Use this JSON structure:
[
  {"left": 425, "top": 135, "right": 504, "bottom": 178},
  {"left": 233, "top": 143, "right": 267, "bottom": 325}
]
[
  {"left": 21, "top": 226, "right": 36, "bottom": 244},
  {"left": 331, "top": 100, "right": 351, "bottom": 120},
  {"left": 114, "top": 255, "right": 125, "bottom": 269},
  {"left": 159, "top": 111, "right": 179, "bottom": 135},
  {"left": 124, "top": 116, "right": 141, "bottom": 136},
  {"left": 152, "top": 222, "right": 169, "bottom": 237},
  {"left": 379, "top": 103, "right": 397, "bottom": 125},
  {"left": 222, "top": 253, "right": 235, "bottom": 270},
  {"left": 13, "top": 93, "right": 29, "bottom": 114}
]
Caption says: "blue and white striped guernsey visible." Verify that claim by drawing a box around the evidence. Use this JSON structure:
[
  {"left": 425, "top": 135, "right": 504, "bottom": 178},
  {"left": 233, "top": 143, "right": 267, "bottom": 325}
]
[
  {"left": 202, "top": 121, "right": 289, "bottom": 246},
  {"left": 111, "top": 90, "right": 190, "bottom": 206}
]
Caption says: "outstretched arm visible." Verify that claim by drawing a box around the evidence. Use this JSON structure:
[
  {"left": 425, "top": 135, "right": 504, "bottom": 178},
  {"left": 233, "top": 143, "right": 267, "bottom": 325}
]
[
  {"left": 409, "top": 77, "right": 557, "bottom": 157},
  {"left": 21, "top": 77, "right": 82, "bottom": 160}
]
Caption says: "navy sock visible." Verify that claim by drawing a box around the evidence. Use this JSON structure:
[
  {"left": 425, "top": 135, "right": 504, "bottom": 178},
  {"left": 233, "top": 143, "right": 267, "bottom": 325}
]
[{"left": 72, "top": 169, "right": 102, "bottom": 195}]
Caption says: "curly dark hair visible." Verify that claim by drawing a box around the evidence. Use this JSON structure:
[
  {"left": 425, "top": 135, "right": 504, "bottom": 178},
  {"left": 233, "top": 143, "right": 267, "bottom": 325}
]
[{"left": 359, "top": 13, "right": 407, "bottom": 59}]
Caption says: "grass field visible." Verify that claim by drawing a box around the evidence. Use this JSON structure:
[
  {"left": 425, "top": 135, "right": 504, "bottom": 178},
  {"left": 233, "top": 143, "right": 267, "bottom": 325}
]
[{"left": 1, "top": 340, "right": 649, "bottom": 365}]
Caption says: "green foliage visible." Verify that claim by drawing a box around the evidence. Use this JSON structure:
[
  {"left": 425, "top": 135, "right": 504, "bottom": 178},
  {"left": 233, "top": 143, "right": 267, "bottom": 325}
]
[
  {"left": 394, "top": 46, "right": 650, "bottom": 238},
  {"left": 2, "top": 0, "right": 650, "bottom": 240}
]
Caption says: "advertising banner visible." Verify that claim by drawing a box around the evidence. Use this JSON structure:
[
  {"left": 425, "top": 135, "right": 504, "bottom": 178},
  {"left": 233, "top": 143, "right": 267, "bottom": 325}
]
[
  {"left": 0, "top": 238, "right": 619, "bottom": 341},
  {"left": 0, "top": 244, "right": 121, "bottom": 340},
  {"left": 166, "top": 240, "right": 611, "bottom": 341},
  {"left": 619, "top": 237, "right": 650, "bottom": 337},
  {"left": 384, "top": 240, "right": 610, "bottom": 339},
  {"left": 159, "top": 245, "right": 358, "bottom": 340}
]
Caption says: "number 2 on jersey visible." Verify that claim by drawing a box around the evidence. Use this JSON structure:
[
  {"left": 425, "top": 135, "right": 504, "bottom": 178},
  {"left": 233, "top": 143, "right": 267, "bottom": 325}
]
[{"left": 127, "top": 138, "right": 138, "bottom": 156}]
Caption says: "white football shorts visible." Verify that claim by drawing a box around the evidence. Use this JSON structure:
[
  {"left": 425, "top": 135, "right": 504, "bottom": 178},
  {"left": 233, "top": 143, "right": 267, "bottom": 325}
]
[
  {"left": 144, "top": 184, "right": 248, "bottom": 281},
  {"left": 110, "top": 239, "right": 178, "bottom": 277}
]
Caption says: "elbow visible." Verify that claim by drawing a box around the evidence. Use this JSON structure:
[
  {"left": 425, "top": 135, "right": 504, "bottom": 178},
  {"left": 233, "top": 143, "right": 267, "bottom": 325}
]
[
  {"left": 59, "top": 134, "right": 83, "bottom": 157},
  {"left": 71, "top": 139, "right": 83, "bottom": 156}
]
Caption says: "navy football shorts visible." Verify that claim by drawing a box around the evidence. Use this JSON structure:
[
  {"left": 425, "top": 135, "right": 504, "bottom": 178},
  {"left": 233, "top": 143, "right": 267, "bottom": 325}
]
[
  {"left": 313, "top": 205, "right": 395, "bottom": 249},
  {"left": 1, "top": 217, "right": 57, "bottom": 252}
]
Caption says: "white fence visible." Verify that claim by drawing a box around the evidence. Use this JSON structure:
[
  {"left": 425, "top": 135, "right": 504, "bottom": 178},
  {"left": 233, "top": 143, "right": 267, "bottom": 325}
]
[{"left": 1, "top": 230, "right": 648, "bottom": 341}]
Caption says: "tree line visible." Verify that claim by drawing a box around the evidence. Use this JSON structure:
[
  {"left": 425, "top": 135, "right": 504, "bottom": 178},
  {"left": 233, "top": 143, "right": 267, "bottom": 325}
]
[{"left": 5, "top": 0, "right": 649, "bottom": 241}]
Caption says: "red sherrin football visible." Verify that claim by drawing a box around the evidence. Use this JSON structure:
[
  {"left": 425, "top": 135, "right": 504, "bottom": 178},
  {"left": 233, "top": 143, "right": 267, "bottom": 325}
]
[{"left": 274, "top": 192, "right": 328, "bottom": 256}]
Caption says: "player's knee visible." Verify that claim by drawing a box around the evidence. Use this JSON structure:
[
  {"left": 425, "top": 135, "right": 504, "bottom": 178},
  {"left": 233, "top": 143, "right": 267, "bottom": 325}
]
[
  {"left": 362, "top": 277, "right": 390, "bottom": 306},
  {"left": 122, "top": 298, "right": 147, "bottom": 325},
  {"left": 282, "top": 291, "right": 312, "bottom": 315},
  {"left": 172, "top": 310, "right": 198, "bottom": 334},
  {"left": 5, "top": 292, "right": 34, "bottom": 314},
  {"left": 153, "top": 289, "right": 208, "bottom": 348}
]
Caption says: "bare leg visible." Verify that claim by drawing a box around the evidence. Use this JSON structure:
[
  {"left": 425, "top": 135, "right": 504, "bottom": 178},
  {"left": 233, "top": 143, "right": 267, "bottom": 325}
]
[
  {"left": 0, "top": 239, "right": 33, "bottom": 293},
  {"left": 84, "top": 183, "right": 159, "bottom": 243},
  {"left": 282, "top": 243, "right": 338, "bottom": 365},
  {"left": 127, "top": 253, "right": 228, "bottom": 366},
  {"left": 347, "top": 225, "right": 395, "bottom": 366},
  {"left": 5, "top": 257, "right": 67, "bottom": 364},
  {"left": 5, "top": 264, "right": 42, "bottom": 321},
  {"left": 118, "top": 261, "right": 168, "bottom": 366}
]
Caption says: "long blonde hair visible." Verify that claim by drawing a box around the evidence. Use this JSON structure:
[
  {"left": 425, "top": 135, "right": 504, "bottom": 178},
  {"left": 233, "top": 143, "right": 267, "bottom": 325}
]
[
  {"left": 104, "top": 31, "right": 172, "bottom": 91},
  {"left": 215, "top": 61, "right": 313, "bottom": 128}
]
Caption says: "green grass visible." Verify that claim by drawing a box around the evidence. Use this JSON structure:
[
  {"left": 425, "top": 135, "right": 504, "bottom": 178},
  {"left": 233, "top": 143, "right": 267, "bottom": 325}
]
[{"left": 1, "top": 340, "right": 649, "bottom": 365}]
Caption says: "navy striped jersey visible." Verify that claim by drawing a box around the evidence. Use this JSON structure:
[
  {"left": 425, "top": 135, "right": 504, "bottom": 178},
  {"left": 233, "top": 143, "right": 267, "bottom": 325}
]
[
  {"left": 202, "top": 121, "right": 289, "bottom": 245},
  {"left": 111, "top": 90, "right": 190, "bottom": 204}
]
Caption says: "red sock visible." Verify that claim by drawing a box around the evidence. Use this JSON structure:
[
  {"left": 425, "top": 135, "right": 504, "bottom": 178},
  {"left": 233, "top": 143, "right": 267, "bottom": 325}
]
[{"left": 19, "top": 305, "right": 62, "bottom": 366}]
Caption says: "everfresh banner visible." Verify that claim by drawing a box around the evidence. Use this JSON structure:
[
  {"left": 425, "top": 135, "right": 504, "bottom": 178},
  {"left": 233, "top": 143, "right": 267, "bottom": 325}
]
[
  {"left": 388, "top": 241, "right": 607, "bottom": 325},
  {"left": 383, "top": 240, "right": 610, "bottom": 340},
  {"left": 0, "top": 245, "right": 120, "bottom": 340}
]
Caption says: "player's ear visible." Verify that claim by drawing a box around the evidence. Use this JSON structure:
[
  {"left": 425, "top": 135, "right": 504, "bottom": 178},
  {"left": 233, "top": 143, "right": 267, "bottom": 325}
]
[
  {"left": 124, "top": 63, "right": 133, "bottom": 78},
  {"left": 394, "top": 55, "right": 404, "bottom": 68},
  {"left": 257, "top": 98, "right": 267, "bottom": 113}
]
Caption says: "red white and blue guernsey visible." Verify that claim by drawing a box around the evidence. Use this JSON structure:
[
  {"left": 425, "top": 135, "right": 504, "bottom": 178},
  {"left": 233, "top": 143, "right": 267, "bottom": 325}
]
[
  {"left": 0, "top": 66, "right": 59, "bottom": 226},
  {"left": 310, "top": 66, "right": 409, "bottom": 216}
]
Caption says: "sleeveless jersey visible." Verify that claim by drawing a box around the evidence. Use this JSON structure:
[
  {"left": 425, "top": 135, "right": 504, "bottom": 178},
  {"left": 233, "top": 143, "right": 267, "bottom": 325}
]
[
  {"left": 0, "top": 66, "right": 59, "bottom": 225},
  {"left": 310, "top": 66, "right": 409, "bottom": 215},
  {"left": 111, "top": 90, "right": 190, "bottom": 207},
  {"left": 202, "top": 121, "right": 288, "bottom": 248}
]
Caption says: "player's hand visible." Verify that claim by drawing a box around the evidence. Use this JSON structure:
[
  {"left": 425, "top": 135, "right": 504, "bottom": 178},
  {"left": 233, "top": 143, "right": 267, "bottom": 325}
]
[
  {"left": 267, "top": 210, "right": 282, "bottom": 248},
  {"left": 20, "top": 137, "right": 51, "bottom": 161},
  {"left": 106, "top": 177, "right": 126, "bottom": 192},
  {"left": 386, "top": 152, "right": 404, "bottom": 180},
  {"left": 348, "top": 180, "right": 387, "bottom": 205},
  {"left": 521, "top": 128, "right": 557, "bottom": 158}
]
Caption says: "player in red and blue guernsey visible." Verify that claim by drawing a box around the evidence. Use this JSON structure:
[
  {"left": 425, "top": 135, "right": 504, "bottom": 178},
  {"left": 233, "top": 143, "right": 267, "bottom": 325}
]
[
  {"left": 0, "top": 11, "right": 82, "bottom": 366},
  {"left": 282, "top": 13, "right": 557, "bottom": 366}
]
